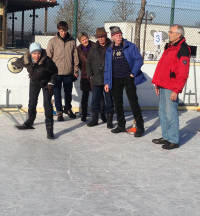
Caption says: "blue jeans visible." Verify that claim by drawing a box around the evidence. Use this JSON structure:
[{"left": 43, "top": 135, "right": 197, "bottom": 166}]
[
  {"left": 159, "top": 88, "right": 179, "bottom": 144},
  {"left": 54, "top": 75, "right": 73, "bottom": 112},
  {"left": 91, "top": 85, "right": 114, "bottom": 115}
]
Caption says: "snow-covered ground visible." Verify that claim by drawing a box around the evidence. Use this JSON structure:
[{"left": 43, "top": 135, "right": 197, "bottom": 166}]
[{"left": 0, "top": 110, "right": 200, "bottom": 215}]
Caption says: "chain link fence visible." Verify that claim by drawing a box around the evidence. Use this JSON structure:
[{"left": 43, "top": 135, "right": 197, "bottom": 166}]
[{"left": 4, "top": 0, "right": 200, "bottom": 61}]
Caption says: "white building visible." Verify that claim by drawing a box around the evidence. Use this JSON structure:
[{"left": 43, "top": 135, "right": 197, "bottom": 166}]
[{"left": 104, "top": 22, "right": 200, "bottom": 61}]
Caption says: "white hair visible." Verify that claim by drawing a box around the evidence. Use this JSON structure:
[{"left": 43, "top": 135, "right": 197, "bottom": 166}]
[{"left": 172, "top": 24, "right": 185, "bottom": 37}]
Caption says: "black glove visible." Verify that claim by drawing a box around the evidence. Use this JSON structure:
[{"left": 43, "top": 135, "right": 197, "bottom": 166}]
[
  {"left": 11, "top": 62, "right": 20, "bottom": 70},
  {"left": 45, "top": 84, "right": 54, "bottom": 96},
  {"left": 72, "top": 74, "right": 77, "bottom": 82}
]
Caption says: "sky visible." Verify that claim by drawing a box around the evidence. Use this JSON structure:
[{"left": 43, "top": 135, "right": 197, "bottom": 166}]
[
  {"left": 94, "top": 0, "right": 200, "bottom": 10},
  {"left": 90, "top": 0, "right": 200, "bottom": 28}
]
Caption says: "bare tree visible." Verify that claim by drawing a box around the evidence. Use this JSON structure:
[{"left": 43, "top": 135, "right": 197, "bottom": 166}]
[
  {"left": 55, "top": 0, "right": 94, "bottom": 35},
  {"left": 134, "top": 0, "right": 146, "bottom": 50},
  {"left": 110, "top": 0, "right": 135, "bottom": 21}
]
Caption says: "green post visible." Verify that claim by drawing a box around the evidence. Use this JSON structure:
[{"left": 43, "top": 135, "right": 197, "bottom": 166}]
[
  {"left": 73, "top": 0, "right": 78, "bottom": 39},
  {"left": 170, "top": 0, "right": 175, "bottom": 26}
]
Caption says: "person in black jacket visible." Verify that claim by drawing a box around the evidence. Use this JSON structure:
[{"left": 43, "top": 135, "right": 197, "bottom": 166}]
[
  {"left": 86, "top": 27, "right": 114, "bottom": 128},
  {"left": 13, "top": 42, "right": 58, "bottom": 139}
]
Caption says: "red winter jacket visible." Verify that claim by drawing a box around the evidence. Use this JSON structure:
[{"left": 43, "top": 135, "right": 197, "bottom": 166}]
[{"left": 152, "top": 38, "right": 191, "bottom": 94}]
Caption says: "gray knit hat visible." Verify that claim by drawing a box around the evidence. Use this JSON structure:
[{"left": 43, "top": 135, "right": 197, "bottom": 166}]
[{"left": 110, "top": 26, "right": 122, "bottom": 36}]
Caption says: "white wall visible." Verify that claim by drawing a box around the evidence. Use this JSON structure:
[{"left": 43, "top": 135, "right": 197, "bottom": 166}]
[
  {"left": 1, "top": 55, "right": 199, "bottom": 109},
  {"left": 0, "top": 55, "right": 82, "bottom": 109}
]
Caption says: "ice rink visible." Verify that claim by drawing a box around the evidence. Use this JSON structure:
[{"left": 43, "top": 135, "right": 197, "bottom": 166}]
[{"left": 0, "top": 110, "right": 200, "bottom": 216}]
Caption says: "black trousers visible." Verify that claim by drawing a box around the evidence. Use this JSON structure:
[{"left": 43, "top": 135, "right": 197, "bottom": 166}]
[
  {"left": 112, "top": 76, "right": 144, "bottom": 128},
  {"left": 25, "top": 82, "right": 53, "bottom": 126},
  {"left": 81, "top": 90, "right": 90, "bottom": 117}
]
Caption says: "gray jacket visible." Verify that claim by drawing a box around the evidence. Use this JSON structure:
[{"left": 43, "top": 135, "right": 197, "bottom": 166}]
[{"left": 47, "top": 33, "right": 79, "bottom": 76}]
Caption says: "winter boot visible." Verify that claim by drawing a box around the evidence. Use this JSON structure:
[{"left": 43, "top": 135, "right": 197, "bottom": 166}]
[
  {"left": 47, "top": 129, "right": 54, "bottom": 139},
  {"left": 64, "top": 109, "right": 76, "bottom": 119},
  {"left": 46, "top": 121, "right": 54, "bottom": 139},
  {"left": 134, "top": 120, "right": 145, "bottom": 137},
  {"left": 107, "top": 113, "right": 113, "bottom": 129},
  {"left": 57, "top": 112, "right": 64, "bottom": 121},
  {"left": 81, "top": 115, "right": 87, "bottom": 122},
  {"left": 111, "top": 126, "right": 126, "bottom": 133},
  {"left": 81, "top": 104, "right": 87, "bottom": 122},
  {"left": 100, "top": 99, "right": 107, "bottom": 123},
  {"left": 87, "top": 113, "right": 98, "bottom": 127},
  {"left": 16, "top": 122, "right": 35, "bottom": 130},
  {"left": 100, "top": 113, "right": 107, "bottom": 123},
  {"left": 134, "top": 127, "right": 145, "bottom": 137}
]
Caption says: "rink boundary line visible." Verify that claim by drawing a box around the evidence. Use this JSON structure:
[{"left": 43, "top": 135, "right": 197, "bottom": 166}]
[{"left": 0, "top": 106, "right": 199, "bottom": 114}]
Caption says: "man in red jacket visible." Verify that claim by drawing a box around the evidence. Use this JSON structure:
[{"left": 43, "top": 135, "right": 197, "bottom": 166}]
[{"left": 152, "top": 25, "right": 191, "bottom": 150}]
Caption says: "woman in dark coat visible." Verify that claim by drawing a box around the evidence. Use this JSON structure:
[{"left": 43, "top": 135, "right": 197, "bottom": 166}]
[
  {"left": 13, "top": 42, "right": 58, "bottom": 139},
  {"left": 77, "top": 32, "right": 106, "bottom": 122}
]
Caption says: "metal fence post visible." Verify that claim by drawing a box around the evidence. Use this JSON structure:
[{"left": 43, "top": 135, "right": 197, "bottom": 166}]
[
  {"left": 170, "top": 0, "right": 175, "bottom": 26},
  {"left": 2, "top": 0, "right": 7, "bottom": 49}
]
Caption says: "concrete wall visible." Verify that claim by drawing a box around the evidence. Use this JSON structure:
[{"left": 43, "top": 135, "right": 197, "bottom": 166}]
[
  {"left": 0, "top": 54, "right": 81, "bottom": 110},
  {"left": 1, "top": 55, "right": 200, "bottom": 110}
]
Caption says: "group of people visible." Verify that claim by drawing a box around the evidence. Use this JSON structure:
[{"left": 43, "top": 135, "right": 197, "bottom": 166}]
[{"left": 13, "top": 21, "right": 191, "bottom": 150}]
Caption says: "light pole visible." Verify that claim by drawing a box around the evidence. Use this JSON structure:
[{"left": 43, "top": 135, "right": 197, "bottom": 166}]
[
  {"left": 9, "top": 12, "right": 17, "bottom": 47},
  {"left": 142, "top": 11, "right": 155, "bottom": 59},
  {"left": 30, "top": 9, "right": 38, "bottom": 36}
]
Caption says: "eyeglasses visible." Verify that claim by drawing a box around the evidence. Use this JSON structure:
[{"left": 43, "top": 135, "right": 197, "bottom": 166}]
[{"left": 168, "top": 31, "right": 177, "bottom": 34}]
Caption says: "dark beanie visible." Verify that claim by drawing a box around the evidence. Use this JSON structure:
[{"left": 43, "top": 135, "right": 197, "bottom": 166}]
[{"left": 110, "top": 26, "right": 122, "bottom": 36}]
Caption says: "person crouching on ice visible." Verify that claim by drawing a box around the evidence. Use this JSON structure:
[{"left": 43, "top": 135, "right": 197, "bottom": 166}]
[{"left": 13, "top": 42, "right": 58, "bottom": 139}]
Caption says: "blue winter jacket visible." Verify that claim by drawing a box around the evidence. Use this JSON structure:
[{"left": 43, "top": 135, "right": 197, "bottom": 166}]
[{"left": 104, "top": 39, "right": 147, "bottom": 89}]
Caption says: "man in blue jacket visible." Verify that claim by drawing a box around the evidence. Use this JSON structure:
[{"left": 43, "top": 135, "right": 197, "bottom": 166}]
[{"left": 104, "top": 26, "right": 146, "bottom": 137}]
